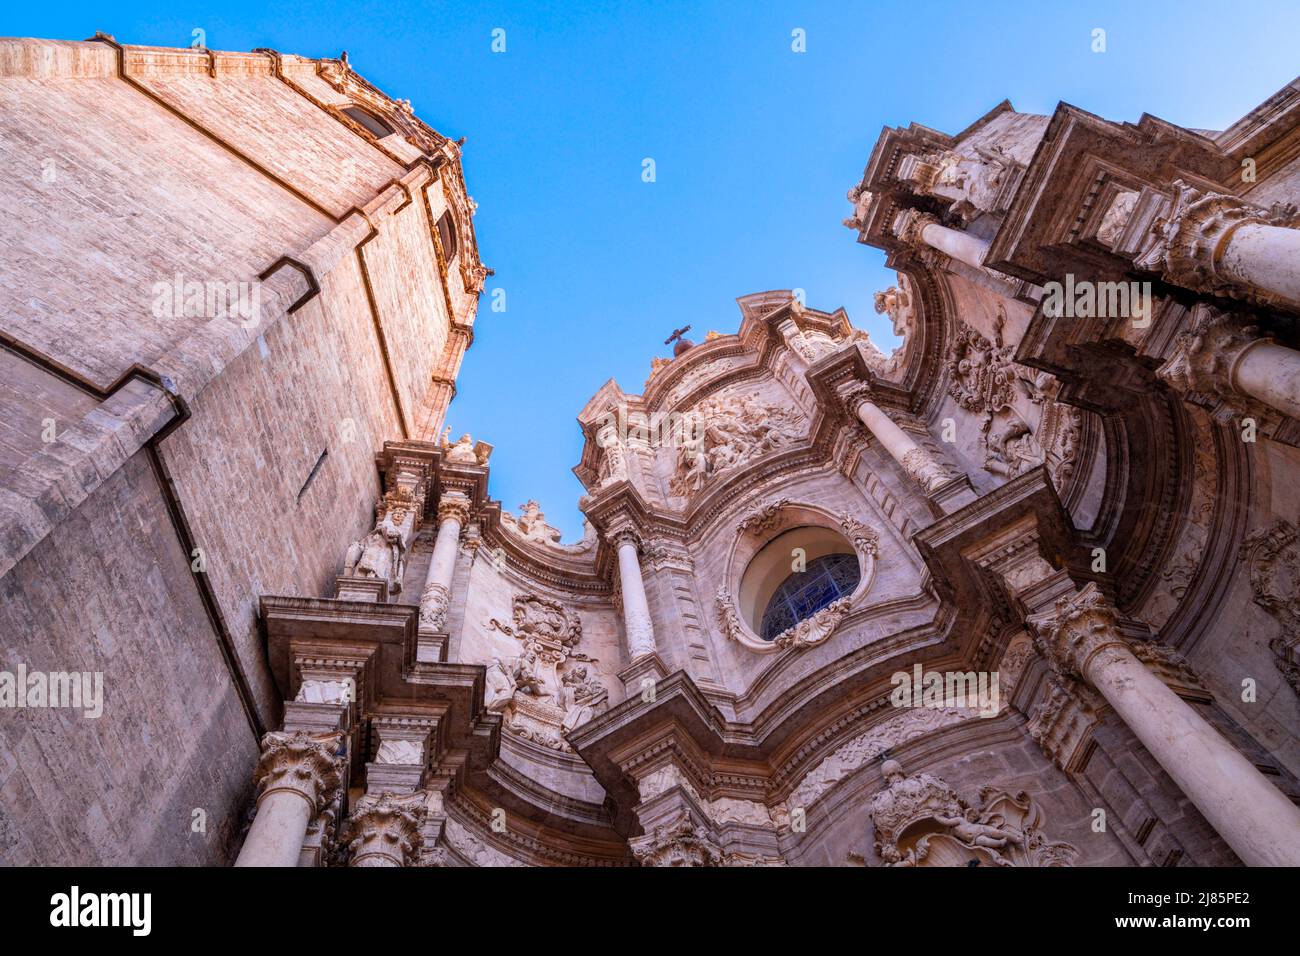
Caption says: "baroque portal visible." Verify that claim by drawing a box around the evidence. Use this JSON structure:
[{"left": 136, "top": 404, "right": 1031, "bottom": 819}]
[{"left": 0, "top": 32, "right": 1298, "bottom": 875}]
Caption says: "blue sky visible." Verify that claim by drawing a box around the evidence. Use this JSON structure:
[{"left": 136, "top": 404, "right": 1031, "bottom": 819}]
[{"left": 12, "top": 1, "right": 1300, "bottom": 538}]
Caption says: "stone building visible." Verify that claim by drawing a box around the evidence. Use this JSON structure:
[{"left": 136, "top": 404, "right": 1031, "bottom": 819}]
[{"left": 1, "top": 37, "right": 1298, "bottom": 867}]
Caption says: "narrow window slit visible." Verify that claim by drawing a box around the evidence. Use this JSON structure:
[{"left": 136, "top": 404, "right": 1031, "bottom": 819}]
[{"left": 297, "top": 449, "right": 328, "bottom": 502}]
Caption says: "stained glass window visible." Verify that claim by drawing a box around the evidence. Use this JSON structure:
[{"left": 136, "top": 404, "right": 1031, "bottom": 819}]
[{"left": 759, "top": 552, "right": 860, "bottom": 641}]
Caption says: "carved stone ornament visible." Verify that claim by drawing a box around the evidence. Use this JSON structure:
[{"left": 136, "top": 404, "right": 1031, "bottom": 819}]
[
  {"left": 419, "top": 581, "right": 451, "bottom": 630},
  {"left": 868, "top": 759, "right": 1077, "bottom": 867},
  {"left": 891, "top": 208, "right": 940, "bottom": 247},
  {"left": 738, "top": 497, "right": 791, "bottom": 536},
  {"left": 1239, "top": 518, "right": 1300, "bottom": 695},
  {"left": 345, "top": 791, "right": 428, "bottom": 867},
  {"left": 669, "top": 394, "right": 805, "bottom": 498},
  {"left": 439, "top": 428, "right": 492, "bottom": 466},
  {"left": 899, "top": 145, "right": 1022, "bottom": 222},
  {"left": 840, "top": 513, "right": 881, "bottom": 557},
  {"left": 1025, "top": 583, "right": 1125, "bottom": 682},
  {"left": 253, "top": 730, "right": 346, "bottom": 816},
  {"left": 772, "top": 597, "right": 853, "bottom": 650},
  {"left": 436, "top": 490, "right": 473, "bottom": 525},
  {"left": 1026, "top": 676, "right": 1106, "bottom": 771},
  {"left": 629, "top": 814, "right": 724, "bottom": 867},
  {"left": 1135, "top": 179, "right": 1300, "bottom": 308},
  {"left": 1155, "top": 303, "right": 1271, "bottom": 421},
  {"left": 843, "top": 183, "right": 873, "bottom": 231},
  {"left": 900, "top": 447, "right": 952, "bottom": 492},
  {"left": 483, "top": 594, "right": 606, "bottom": 750},
  {"left": 837, "top": 379, "right": 876, "bottom": 419},
  {"left": 946, "top": 311, "right": 1074, "bottom": 480},
  {"left": 500, "top": 499, "right": 563, "bottom": 547}
]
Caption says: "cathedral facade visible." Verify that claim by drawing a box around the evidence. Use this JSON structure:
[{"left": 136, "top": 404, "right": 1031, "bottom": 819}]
[{"left": 1, "top": 36, "right": 1299, "bottom": 867}]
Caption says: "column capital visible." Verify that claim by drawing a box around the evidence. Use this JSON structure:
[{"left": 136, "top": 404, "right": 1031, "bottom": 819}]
[
  {"left": 608, "top": 526, "right": 644, "bottom": 553},
  {"left": 345, "top": 791, "right": 427, "bottom": 867},
  {"left": 253, "top": 730, "right": 346, "bottom": 816},
  {"left": 891, "top": 207, "right": 940, "bottom": 247},
  {"left": 836, "top": 378, "right": 875, "bottom": 418},
  {"left": 629, "top": 812, "right": 724, "bottom": 868},
  {"left": 1025, "top": 583, "right": 1127, "bottom": 682},
  {"left": 1136, "top": 179, "right": 1299, "bottom": 306},
  {"left": 436, "top": 489, "right": 472, "bottom": 525},
  {"left": 1156, "top": 303, "right": 1272, "bottom": 419}
]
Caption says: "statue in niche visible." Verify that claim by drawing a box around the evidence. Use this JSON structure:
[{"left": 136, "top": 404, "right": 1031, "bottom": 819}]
[{"left": 343, "top": 485, "right": 419, "bottom": 593}]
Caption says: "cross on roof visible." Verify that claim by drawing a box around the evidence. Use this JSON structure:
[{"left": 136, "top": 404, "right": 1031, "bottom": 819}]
[{"left": 664, "top": 324, "right": 692, "bottom": 346}]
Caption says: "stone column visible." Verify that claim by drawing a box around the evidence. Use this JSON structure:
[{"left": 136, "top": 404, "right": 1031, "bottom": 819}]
[
  {"left": 1157, "top": 304, "right": 1300, "bottom": 422},
  {"left": 893, "top": 208, "right": 990, "bottom": 269},
  {"left": 345, "top": 792, "right": 427, "bottom": 867},
  {"left": 612, "top": 530, "right": 657, "bottom": 660},
  {"left": 419, "top": 490, "right": 471, "bottom": 632},
  {"left": 1028, "top": 584, "right": 1300, "bottom": 867},
  {"left": 840, "top": 383, "right": 948, "bottom": 492},
  {"left": 235, "top": 731, "right": 345, "bottom": 868},
  {"left": 1137, "top": 180, "right": 1300, "bottom": 310}
]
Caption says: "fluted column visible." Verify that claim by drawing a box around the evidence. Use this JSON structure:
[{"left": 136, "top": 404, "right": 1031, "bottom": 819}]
[
  {"left": 419, "top": 491, "right": 471, "bottom": 632},
  {"left": 1028, "top": 584, "right": 1300, "bottom": 867},
  {"left": 893, "top": 208, "right": 990, "bottom": 269},
  {"left": 613, "top": 530, "right": 657, "bottom": 660},
  {"left": 1137, "top": 180, "right": 1300, "bottom": 310},
  {"left": 345, "top": 792, "right": 427, "bottom": 867},
  {"left": 840, "top": 383, "right": 948, "bottom": 492},
  {"left": 1158, "top": 304, "right": 1300, "bottom": 421},
  {"left": 235, "top": 731, "right": 345, "bottom": 868}
]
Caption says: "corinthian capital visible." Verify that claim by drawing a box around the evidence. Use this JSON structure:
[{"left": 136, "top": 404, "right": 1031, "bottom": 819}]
[
  {"left": 436, "top": 490, "right": 472, "bottom": 525},
  {"left": 1155, "top": 304, "right": 1269, "bottom": 418},
  {"left": 1135, "top": 180, "right": 1299, "bottom": 304},
  {"left": 346, "top": 792, "right": 427, "bottom": 867},
  {"left": 253, "top": 730, "right": 346, "bottom": 815},
  {"left": 608, "top": 526, "right": 643, "bottom": 552},
  {"left": 1025, "top": 583, "right": 1127, "bottom": 682},
  {"left": 836, "top": 380, "right": 875, "bottom": 418},
  {"left": 891, "top": 208, "right": 940, "bottom": 247}
]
